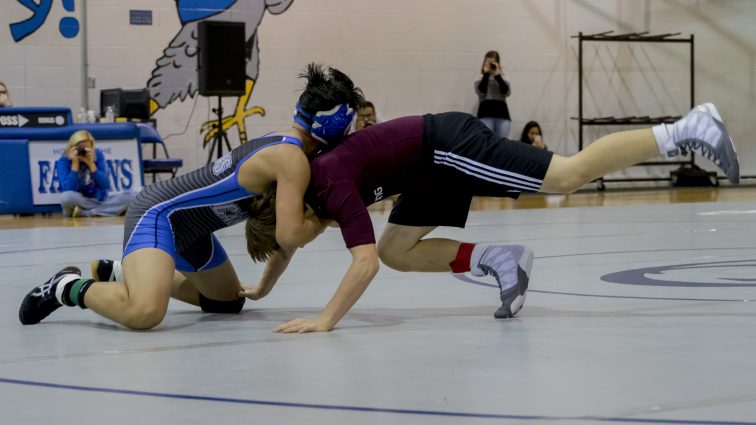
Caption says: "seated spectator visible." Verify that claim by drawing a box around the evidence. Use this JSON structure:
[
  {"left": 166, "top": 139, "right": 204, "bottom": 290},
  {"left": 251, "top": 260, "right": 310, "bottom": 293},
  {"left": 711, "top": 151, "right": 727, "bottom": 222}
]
[
  {"left": 56, "top": 130, "right": 136, "bottom": 217},
  {"left": 520, "top": 121, "right": 547, "bottom": 150},
  {"left": 0, "top": 81, "right": 11, "bottom": 107},
  {"left": 352, "top": 101, "right": 382, "bottom": 132}
]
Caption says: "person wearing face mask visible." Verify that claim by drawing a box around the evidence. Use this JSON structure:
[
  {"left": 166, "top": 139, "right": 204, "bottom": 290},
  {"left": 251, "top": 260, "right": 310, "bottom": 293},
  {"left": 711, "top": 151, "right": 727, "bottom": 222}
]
[
  {"left": 474, "top": 51, "right": 511, "bottom": 138},
  {"left": 56, "top": 130, "right": 136, "bottom": 217},
  {"left": 520, "top": 121, "right": 548, "bottom": 150}
]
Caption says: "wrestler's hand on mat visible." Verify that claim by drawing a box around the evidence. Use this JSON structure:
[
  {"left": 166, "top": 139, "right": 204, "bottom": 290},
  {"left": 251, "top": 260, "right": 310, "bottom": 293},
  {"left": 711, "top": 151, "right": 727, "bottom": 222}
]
[
  {"left": 238, "top": 284, "right": 269, "bottom": 301},
  {"left": 273, "top": 317, "right": 332, "bottom": 333}
]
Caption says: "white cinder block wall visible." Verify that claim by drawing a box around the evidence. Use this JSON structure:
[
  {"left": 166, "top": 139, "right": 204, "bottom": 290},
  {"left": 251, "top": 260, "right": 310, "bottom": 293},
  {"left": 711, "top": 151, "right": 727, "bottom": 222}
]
[{"left": 1, "top": 0, "right": 754, "bottom": 183}]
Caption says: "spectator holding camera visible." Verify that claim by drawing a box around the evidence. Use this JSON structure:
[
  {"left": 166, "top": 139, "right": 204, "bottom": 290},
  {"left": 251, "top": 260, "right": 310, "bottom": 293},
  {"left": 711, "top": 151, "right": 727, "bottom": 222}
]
[
  {"left": 474, "top": 51, "right": 512, "bottom": 138},
  {"left": 56, "top": 130, "right": 135, "bottom": 217},
  {"left": 0, "top": 81, "right": 12, "bottom": 107},
  {"left": 520, "top": 121, "right": 548, "bottom": 150}
]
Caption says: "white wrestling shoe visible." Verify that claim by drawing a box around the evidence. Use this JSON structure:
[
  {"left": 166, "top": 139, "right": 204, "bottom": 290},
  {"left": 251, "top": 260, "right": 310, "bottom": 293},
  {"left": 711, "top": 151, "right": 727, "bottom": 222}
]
[
  {"left": 654, "top": 103, "right": 739, "bottom": 184},
  {"left": 471, "top": 244, "right": 534, "bottom": 319}
]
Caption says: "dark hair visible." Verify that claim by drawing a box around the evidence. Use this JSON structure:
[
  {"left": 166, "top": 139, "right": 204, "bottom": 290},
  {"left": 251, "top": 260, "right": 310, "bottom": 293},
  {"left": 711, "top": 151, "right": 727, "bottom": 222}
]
[
  {"left": 520, "top": 121, "right": 542, "bottom": 145},
  {"left": 481, "top": 50, "right": 501, "bottom": 74},
  {"left": 245, "top": 184, "right": 286, "bottom": 263},
  {"left": 297, "top": 63, "right": 365, "bottom": 114},
  {"left": 359, "top": 100, "right": 375, "bottom": 111}
]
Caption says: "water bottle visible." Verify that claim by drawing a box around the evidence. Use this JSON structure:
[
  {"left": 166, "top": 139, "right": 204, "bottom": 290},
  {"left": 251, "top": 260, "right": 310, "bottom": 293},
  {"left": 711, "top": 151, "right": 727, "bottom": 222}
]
[
  {"left": 105, "top": 106, "right": 115, "bottom": 123},
  {"left": 77, "top": 107, "right": 87, "bottom": 123}
]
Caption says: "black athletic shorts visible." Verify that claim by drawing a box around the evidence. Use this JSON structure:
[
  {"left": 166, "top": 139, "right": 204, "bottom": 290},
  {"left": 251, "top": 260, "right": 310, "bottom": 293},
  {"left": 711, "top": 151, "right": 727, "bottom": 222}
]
[{"left": 388, "top": 112, "right": 553, "bottom": 228}]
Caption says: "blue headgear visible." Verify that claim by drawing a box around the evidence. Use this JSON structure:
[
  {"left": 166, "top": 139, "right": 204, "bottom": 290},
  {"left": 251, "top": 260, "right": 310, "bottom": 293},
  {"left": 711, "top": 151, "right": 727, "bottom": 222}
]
[{"left": 293, "top": 102, "right": 354, "bottom": 146}]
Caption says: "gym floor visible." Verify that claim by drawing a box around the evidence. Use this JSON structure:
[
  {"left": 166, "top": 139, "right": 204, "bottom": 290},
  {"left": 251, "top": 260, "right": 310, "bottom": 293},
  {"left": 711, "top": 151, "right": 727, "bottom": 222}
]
[{"left": 1, "top": 187, "right": 755, "bottom": 425}]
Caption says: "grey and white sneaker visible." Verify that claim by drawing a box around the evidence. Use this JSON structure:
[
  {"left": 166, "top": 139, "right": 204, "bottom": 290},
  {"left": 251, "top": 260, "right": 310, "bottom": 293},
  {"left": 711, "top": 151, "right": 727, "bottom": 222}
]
[
  {"left": 90, "top": 259, "right": 123, "bottom": 282},
  {"left": 654, "top": 103, "right": 739, "bottom": 184},
  {"left": 471, "top": 244, "right": 534, "bottom": 318}
]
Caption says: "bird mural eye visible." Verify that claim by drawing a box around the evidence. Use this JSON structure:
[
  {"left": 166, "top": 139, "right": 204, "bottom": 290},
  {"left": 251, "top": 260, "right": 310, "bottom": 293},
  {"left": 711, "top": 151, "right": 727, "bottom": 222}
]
[{"left": 146, "top": 0, "right": 295, "bottom": 149}]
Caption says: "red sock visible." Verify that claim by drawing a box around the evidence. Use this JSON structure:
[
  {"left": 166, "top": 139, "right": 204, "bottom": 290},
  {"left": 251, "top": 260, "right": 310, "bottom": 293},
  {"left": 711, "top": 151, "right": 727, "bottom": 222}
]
[{"left": 449, "top": 243, "right": 475, "bottom": 273}]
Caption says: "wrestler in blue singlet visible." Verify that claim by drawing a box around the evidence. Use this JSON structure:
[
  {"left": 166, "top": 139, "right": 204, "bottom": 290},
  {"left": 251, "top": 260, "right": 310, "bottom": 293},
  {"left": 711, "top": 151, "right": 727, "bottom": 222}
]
[{"left": 123, "top": 136, "right": 302, "bottom": 272}]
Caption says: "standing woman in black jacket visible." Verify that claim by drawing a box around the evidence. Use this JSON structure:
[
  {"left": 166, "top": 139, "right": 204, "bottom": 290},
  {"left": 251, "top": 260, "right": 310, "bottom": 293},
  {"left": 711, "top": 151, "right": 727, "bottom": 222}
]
[{"left": 474, "top": 51, "right": 512, "bottom": 138}]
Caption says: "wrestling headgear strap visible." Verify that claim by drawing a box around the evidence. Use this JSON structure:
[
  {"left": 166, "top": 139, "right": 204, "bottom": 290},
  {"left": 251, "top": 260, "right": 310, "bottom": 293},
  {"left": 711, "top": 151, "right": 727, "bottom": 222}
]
[{"left": 293, "top": 102, "right": 354, "bottom": 146}]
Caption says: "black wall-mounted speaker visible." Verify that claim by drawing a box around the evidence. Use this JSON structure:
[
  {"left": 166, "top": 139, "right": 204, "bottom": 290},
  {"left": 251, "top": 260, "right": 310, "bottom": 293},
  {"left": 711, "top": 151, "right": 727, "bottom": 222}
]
[{"left": 198, "top": 20, "right": 246, "bottom": 97}]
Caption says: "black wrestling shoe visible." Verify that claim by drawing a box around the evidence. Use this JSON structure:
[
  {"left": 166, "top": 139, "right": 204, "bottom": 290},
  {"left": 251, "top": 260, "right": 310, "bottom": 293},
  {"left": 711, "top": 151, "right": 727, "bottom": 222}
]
[
  {"left": 90, "top": 259, "right": 122, "bottom": 282},
  {"left": 19, "top": 266, "right": 81, "bottom": 325}
]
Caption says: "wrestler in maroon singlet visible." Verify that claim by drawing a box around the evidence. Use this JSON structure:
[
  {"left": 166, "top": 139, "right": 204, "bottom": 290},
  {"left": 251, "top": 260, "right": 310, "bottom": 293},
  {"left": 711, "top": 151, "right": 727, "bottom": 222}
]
[{"left": 307, "top": 113, "right": 553, "bottom": 248}]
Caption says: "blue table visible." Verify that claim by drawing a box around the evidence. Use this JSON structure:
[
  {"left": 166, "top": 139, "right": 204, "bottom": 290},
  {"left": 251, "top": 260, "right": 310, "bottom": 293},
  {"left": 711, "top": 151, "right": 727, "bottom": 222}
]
[{"left": 0, "top": 108, "right": 147, "bottom": 214}]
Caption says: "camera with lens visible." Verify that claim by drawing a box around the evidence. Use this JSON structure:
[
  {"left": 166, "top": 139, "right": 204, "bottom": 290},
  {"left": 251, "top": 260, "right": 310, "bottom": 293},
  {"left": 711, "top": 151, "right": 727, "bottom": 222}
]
[
  {"left": 76, "top": 146, "right": 88, "bottom": 156},
  {"left": 490, "top": 63, "right": 498, "bottom": 71}
]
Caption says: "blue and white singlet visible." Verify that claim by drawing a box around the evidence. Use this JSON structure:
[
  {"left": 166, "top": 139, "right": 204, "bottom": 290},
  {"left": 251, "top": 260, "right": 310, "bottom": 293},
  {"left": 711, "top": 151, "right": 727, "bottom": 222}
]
[{"left": 122, "top": 135, "right": 302, "bottom": 272}]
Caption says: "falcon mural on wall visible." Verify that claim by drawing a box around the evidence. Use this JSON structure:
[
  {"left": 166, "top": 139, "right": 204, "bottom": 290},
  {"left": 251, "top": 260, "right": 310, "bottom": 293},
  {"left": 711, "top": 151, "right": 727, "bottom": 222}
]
[{"left": 146, "top": 0, "right": 295, "bottom": 146}]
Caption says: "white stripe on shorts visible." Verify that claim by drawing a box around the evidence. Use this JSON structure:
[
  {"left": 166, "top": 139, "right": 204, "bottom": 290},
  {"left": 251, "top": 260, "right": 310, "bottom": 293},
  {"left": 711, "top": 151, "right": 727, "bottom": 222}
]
[{"left": 433, "top": 150, "right": 542, "bottom": 192}]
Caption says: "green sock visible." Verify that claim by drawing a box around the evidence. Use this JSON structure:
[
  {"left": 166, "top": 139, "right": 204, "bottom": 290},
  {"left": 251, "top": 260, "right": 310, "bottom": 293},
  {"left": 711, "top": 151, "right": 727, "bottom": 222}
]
[{"left": 65, "top": 278, "right": 95, "bottom": 308}]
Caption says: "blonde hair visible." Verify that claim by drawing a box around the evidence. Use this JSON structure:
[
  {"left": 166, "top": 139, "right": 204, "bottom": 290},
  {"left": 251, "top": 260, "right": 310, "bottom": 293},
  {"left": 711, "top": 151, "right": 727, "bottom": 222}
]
[
  {"left": 67, "top": 130, "right": 95, "bottom": 151},
  {"left": 245, "top": 184, "right": 286, "bottom": 262},
  {"left": 0, "top": 81, "right": 10, "bottom": 107}
]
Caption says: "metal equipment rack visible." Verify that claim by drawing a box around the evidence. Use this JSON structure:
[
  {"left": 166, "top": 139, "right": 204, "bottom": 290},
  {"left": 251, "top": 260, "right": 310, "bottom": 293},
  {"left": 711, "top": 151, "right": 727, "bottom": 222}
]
[{"left": 573, "top": 31, "right": 699, "bottom": 190}]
